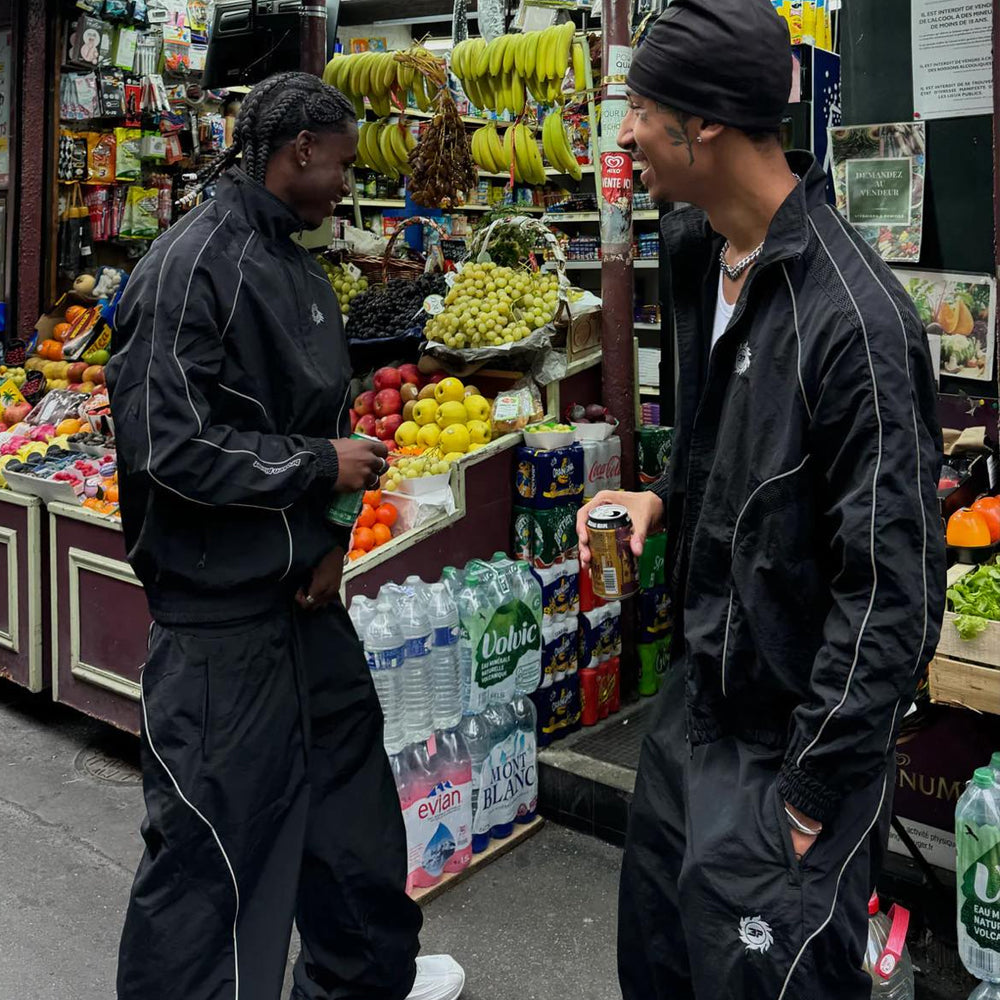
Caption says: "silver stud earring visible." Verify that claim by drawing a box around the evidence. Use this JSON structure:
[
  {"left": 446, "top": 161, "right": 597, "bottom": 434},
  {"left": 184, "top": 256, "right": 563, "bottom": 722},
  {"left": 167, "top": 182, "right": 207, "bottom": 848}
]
[
  {"left": 300, "top": 160, "right": 307, "bottom": 167},
  {"left": 696, "top": 137, "right": 703, "bottom": 144}
]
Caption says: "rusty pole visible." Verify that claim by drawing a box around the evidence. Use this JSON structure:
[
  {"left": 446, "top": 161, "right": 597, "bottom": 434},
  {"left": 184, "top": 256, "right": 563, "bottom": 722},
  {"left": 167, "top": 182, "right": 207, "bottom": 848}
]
[
  {"left": 300, "top": 0, "right": 329, "bottom": 77},
  {"left": 599, "top": 0, "right": 636, "bottom": 490}
]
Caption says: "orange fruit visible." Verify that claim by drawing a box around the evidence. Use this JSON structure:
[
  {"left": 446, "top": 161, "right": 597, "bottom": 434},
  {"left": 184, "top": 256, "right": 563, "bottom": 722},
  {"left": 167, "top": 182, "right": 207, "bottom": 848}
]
[
  {"left": 103, "top": 484, "right": 119, "bottom": 503},
  {"left": 348, "top": 549, "right": 366, "bottom": 562},
  {"left": 65, "top": 305, "right": 87, "bottom": 324},
  {"left": 56, "top": 418, "right": 82, "bottom": 436},
  {"left": 946, "top": 508, "right": 991, "bottom": 548},
  {"left": 375, "top": 502, "right": 398, "bottom": 528},
  {"left": 52, "top": 323, "right": 72, "bottom": 343},
  {"left": 353, "top": 526, "right": 376, "bottom": 552},
  {"left": 363, "top": 488, "right": 382, "bottom": 508},
  {"left": 372, "top": 522, "right": 392, "bottom": 546},
  {"left": 356, "top": 505, "right": 377, "bottom": 529}
]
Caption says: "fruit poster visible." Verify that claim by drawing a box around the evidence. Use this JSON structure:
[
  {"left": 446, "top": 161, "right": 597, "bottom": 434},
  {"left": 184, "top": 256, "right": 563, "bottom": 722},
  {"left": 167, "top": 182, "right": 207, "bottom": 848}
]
[
  {"left": 893, "top": 268, "right": 996, "bottom": 383},
  {"left": 830, "top": 122, "right": 925, "bottom": 262},
  {"left": 911, "top": 0, "right": 993, "bottom": 121}
]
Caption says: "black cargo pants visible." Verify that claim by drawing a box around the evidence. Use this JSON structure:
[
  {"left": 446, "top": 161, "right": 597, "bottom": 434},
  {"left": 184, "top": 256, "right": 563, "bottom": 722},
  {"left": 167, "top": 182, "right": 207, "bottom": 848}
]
[
  {"left": 618, "top": 666, "right": 892, "bottom": 1000},
  {"left": 117, "top": 601, "right": 422, "bottom": 1000}
]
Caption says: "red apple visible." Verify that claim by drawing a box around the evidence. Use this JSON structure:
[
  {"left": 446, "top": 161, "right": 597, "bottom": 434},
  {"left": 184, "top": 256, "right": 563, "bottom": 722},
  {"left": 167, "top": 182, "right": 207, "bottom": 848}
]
[
  {"left": 67, "top": 362, "right": 88, "bottom": 383},
  {"left": 349, "top": 409, "right": 359, "bottom": 432},
  {"left": 376, "top": 414, "right": 403, "bottom": 441},
  {"left": 4, "top": 402, "right": 31, "bottom": 425},
  {"left": 429, "top": 372, "right": 447, "bottom": 383},
  {"left": 373, "top": 366, "right": 403, "bottom": 392},
  {"left": 354, "top": 390, "right": 377, "bottom": 416},
  {"left": 356, "top": 414, "right": 377, "bottom": 437},
  {"left": 397, "top": 363, "right": 422, "bottom": 387},
  {"left": 374, "top": 388, "right": 403, "bottom": 418}
]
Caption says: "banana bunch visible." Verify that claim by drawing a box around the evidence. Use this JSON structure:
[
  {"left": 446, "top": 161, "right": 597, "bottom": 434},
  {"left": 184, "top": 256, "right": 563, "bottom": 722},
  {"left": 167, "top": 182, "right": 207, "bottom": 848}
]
[
  {"left": 542, "top": 110, "right": 582, "bottom": 181},
  {"left": 323, "top": 48, "right": 440, "bottom": 118},
  {"left": 503, "top": 122, "right": 547, "bottom": 186},
  {"left": 357, "top": 119, "right": 416, "bottom": 178},
  {"left": 450, "top": 22, "right": 576, "bottom": 114},
  {"left": 470, "top": 123, "right": 507, "bottom": 175}
]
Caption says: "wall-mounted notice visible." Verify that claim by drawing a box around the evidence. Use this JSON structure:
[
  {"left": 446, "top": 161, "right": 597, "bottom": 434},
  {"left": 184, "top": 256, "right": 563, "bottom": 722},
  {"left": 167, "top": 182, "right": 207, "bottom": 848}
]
[{"left": 912, "top": 0, "right": 993, "bottom": 120}]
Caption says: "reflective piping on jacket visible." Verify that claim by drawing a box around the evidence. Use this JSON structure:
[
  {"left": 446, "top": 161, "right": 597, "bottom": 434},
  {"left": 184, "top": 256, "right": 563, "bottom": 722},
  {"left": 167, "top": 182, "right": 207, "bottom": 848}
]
[
  {"left": 279, "top": 510, "right": 293, "bottom": 581},
  {"left": 795, "top": 218, "right": 884, "bottom": 769},
  {"left": 144, "top": 205, "right": 222, "bottom": 509},
  {"left": 720, "top": 455, "right": 810, "bottom": 696},
  {"left": 827, "top": 207, "right": 930, "bottom": 681},
  {"left": 781, "top": 263, "right": 814, "bottom": 422},
  {"left": 219, "top": 383, "right": 269, "bottom": 420},
  {"left": 140, "top": 667, "right": 241, "bottom": 999},
  {"left": 220, "top": 232, "right": 256, "bottom": 340},
  {"left": 776, "top": 773, "right": 887, "bottom": 1000}
]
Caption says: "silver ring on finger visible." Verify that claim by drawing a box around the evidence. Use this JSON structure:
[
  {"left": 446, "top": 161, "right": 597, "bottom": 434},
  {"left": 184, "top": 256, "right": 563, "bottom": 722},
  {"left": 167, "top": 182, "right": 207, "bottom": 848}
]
[{"left": 305, "top": 594, "right": 316, "bottom": 605}]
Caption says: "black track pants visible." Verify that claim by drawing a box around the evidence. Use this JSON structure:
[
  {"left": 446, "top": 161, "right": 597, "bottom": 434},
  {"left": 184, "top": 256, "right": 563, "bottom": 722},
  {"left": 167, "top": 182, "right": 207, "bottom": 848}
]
[
  {"left": 618, "top": 666, "right": 892, "bottom": 1000},
  {"left": 117, "top": 602, "right": 422, "bottom": 1000}
]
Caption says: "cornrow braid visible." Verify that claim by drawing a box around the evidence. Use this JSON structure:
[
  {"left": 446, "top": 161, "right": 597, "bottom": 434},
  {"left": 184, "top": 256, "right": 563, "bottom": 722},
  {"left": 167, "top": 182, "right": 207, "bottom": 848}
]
[{"left": 178, "top": 72, "right": 356, "bottom": 207}]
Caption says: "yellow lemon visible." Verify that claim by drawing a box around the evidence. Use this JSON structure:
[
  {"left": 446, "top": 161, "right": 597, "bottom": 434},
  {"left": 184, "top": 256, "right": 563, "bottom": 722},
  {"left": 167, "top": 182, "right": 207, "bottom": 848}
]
[
  {"left": 394, "top": 421, "right": 421, "bottom": 448},
  {"left": 466, "top": 419, "right": 492, "bottom": 445},
  {"left": 463, "top": 394, "right": 491, "bottom": 422},
  {"left": 434, "top": 376, "right": 466, "bottom": 404},
  {"left": 467, "top": 442, "right": 485, "bottom": 452},
  {"left": 417, "top": 423, "right": 442, "bottom": 448},
  {"left": 412, "top": 398, "right": 439, "bottom": 426},
  {"left": 439, "top": 423, "right": 471, "bottom": 454},
  {"left": 436, "top": 400, "right": 468, "bottom": 428}
]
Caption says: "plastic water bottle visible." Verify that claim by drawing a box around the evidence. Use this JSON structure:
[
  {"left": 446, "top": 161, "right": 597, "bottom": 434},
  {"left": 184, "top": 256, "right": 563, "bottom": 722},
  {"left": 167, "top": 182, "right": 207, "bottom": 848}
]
[
  {"left": 441, "top": 565, "right": 461, "bottom": 600},
  {"left": 348, "top": 595, "right": 376, "bottom": 647},
  {"left": 513, "top": 561, "right": 543, "bottom": 694},
  {"left": 957, "top": 767, "right": 1000, "bottom": 993},
  {"left": 511, "top": 693, "right": 538, "bottom": 825},
  {"left": 457, "top": 568, "right": 486, "bottom": 713},
  {"left": 427, "top": 582, "right": 461, "bottom": 731},
  {"left": 863, "top": 893, "right": 915, "bottom": 999},
  {"left": 484, "top": 701, "right": 517, "bottom": 841},
  {"left": 459, "top": 708, "right": 495, "bottom": 854},
  {"left": 365, "top": 596, "right": 407, "bottom": 755},
  {"left": 990, "top": 752, "right": 1000, "bottom": 786},
  {"left": 400, "top": 589, "right": 434, "bottom": 746},
  {"left": 435, "top": 726, "right": 473, "bottom": 873}
]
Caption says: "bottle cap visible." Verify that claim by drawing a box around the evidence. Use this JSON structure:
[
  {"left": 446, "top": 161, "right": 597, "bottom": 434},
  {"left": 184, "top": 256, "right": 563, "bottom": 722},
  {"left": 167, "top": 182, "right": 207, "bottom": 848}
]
[
  {"left": 868, "top": 891, "right": 879, "bottom": 916},
  {"left": 974, "top": 767, "right": 995, "bottom": 789}
]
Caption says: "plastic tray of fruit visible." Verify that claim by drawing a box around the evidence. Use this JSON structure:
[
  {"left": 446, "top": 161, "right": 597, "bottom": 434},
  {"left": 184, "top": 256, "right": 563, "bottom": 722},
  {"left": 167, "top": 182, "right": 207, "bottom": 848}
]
[{"left": 1, "top": 449, "right": 116, "bottom": 506}]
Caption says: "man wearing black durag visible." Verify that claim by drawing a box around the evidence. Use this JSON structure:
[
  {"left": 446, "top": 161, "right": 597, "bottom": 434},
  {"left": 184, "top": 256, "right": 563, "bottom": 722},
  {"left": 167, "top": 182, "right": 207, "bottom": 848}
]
[{"left": 577, "top": 2, "right": 945, "bottom": 997}]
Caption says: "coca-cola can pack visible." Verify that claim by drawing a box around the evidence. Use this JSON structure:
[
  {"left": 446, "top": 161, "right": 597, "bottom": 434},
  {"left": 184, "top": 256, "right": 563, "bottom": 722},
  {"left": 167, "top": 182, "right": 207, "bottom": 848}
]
[{"left": 582, "top": 436, "right": 622, "bottom": 500}]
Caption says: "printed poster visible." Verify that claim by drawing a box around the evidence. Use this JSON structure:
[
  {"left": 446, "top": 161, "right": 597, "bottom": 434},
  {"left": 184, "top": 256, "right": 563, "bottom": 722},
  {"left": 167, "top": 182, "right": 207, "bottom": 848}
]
[
  {"left": 830, "top": 122, "right": 925, "bottom": 262},
  {"left": 893, "top": 268, "right": 997, "bottom": 383},
  {"left": 0, "top": 31, "right": 10, "bottom": 187},
  {"left": 911, "top": 0, "right": 993, "bottom": 121}
]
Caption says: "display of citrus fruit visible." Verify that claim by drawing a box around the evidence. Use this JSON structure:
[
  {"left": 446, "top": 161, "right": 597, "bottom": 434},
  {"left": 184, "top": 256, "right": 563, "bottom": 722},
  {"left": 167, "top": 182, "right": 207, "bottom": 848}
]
[
  {"left": 353, "top": 526, "right": 376, "bottom": 552},
  {"left": 348, "top": 549, "right": 366, "bottom": 562},
  {"left": 362, "top": 489, "right": 382, "bottom": 508},
  {"left": 372, "top": 523, "right": 392, "bottom": 546},
  {"left": 376, "top": 502, "right": 398, "bottom": 527},
  {"left": 356, "top": 505, "right": 377, "bottom": 529}
]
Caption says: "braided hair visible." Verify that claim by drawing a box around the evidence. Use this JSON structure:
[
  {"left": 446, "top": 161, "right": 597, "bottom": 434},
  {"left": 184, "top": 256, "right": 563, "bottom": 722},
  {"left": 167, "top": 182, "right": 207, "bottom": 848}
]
[{"left": 180, "top": 72, "right": 356, "bottom": 206}]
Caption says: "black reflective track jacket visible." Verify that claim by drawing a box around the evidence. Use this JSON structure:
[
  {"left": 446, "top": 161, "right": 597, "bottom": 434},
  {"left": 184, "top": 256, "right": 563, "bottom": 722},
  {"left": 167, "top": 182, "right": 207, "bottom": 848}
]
[
  {"left": 107, "top": 170, "right": 352, "bottom": 625},
  {"left": 651, "top": 152, "right": 945, "bottom": 823}
]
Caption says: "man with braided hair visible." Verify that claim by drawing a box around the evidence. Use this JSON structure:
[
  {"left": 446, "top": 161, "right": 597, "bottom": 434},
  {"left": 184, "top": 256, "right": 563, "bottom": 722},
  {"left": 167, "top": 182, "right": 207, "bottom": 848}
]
[{"left": 108, "top": 73, "right": 465, "bottom": 1000}]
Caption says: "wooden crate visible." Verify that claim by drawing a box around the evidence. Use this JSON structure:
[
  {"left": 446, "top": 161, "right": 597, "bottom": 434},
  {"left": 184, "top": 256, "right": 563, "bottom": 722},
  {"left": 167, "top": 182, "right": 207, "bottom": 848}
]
[
  {"left": 928, "top": 656, "right": 1000, "bottom": 715},
  {"left": 935, "top": 611, "right": 1000, "bottom": 667}
]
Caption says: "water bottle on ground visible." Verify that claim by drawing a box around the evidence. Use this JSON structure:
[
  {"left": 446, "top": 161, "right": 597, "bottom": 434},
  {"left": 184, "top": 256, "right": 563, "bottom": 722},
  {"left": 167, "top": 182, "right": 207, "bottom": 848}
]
[
  {"left": 400, "top": 590, "right": 434, "bottom": 747},
  {"left": 434, "top": 726, "right": 473, "bottom": 873},
  {"left": 365, "top": 595, "right": 407, "bottom": 755},
  {"left": 348, "top": 595, "right": 376, "bottom": 643},
  {"left": 427, "top": 582, "right": 461, "bottom": 731},
  {"left": 863, "top": 892, "right": 914, "bottom": 999},
  {"left": 459, "top": 708, "right": 495, "bottom": 854},
  {"left": 957, "top": 767, "right": 1000, "bottom": 993},
  {"left": 484, "top": 701, "right": 517, "bottom": 841},
  {"left": 510, "top": 693, "right": 538, "bottom": 825},
  {"left": 389, "top": 751, "right": 415, "bottom": 895},
  {"left": 456, "top": 569, "right": 484, "bottom": 714}
]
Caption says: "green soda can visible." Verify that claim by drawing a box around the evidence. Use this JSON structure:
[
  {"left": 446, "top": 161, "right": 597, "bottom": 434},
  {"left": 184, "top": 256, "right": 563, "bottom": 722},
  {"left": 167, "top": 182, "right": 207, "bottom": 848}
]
[
  {"left": 638, "top": 642, "right": 660, "bottom": 697},
  {"left": 325, "top": 433, "right": 381, "bottom": 529},
  {"left": 638, "top": 425, "right": 674, "bottom": 488}
]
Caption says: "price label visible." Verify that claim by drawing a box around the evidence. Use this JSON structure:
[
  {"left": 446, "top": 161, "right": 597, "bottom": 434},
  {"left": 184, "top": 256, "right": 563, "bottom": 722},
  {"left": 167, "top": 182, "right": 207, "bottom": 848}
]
[
  {"left": 345, "top": 262, "right": 362, "bottom": 281},
  {"left": 423, "top": 294, "right": 445, "bottom": 315},
  {"left": 445, "top": 272, "right": 458, "bottom": 288}
]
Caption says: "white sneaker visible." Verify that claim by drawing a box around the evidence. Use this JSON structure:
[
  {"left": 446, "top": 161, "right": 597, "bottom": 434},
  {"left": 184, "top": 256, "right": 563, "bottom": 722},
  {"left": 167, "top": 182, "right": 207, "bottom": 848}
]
[{"left": 406, "top": 954, "right": 466, "bottom": 1000}]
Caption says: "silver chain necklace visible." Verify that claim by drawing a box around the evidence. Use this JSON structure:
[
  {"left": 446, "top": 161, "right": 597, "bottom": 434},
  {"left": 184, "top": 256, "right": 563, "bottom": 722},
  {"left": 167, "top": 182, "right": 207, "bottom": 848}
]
[
  {"left": 719, "top": 173, "right": 802, "bottom": 281},
  {"left": 719, "top": 240, "right": 765, "bottom": 281}
]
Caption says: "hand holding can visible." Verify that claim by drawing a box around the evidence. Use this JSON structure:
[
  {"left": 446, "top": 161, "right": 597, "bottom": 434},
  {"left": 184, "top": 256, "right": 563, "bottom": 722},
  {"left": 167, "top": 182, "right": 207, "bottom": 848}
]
[{"left": 577, "top": 489, "right": 664, "bottom": 568}]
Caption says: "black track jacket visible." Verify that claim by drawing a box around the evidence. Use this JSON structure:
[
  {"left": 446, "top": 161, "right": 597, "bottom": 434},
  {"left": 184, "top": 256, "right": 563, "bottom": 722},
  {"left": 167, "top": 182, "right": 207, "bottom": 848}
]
[
  {"left": 651, "top": 152, "right": 945, "bottom": 823},
  {"left": 107, "top": 170, "right": 352, "bottom": 625}
]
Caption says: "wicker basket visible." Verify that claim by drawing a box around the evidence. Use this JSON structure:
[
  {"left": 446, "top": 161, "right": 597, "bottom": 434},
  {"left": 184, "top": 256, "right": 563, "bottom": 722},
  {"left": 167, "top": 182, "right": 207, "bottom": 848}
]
[{"left": 319, "top": 216, "right": 449, "bottom": 285}]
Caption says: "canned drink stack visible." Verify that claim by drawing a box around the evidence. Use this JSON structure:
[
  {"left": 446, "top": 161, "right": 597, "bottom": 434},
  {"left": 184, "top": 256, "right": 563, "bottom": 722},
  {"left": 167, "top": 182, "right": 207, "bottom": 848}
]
[{"left": 587, "top": 504, "right": 639, "bottom": 600}]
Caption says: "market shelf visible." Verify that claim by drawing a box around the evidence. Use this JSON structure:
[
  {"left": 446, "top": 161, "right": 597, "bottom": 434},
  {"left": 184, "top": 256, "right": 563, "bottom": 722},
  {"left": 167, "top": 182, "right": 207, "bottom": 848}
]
[
  {"left": 544, "top": 212, "right": 599, "bottom": 223},
  {"left": 634, "top": 210, "right": 660, "bottom": 220},
  {"left": 639, "top": 385, "right": 660, "bottom": 395},
  {"left": 543, "top": 258, "right": 659, "bottom": 270},
  {"left": 634, "top": 321, "right": 661, "bottom": 331},
  {"left": 409, "top": 816, "right": 545, "bottom": 906},
  {"left": 453, "top": 203, "right": 544, "bottom": 214},
  {"left": 338, "top": 198, "right": 407, "bottom": 209}
]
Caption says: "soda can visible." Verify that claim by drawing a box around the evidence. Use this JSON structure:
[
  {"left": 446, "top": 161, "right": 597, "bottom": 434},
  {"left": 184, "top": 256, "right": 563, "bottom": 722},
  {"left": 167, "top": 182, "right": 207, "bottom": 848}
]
[
  {"left": 587, "top": 504, "right": 639, "bottom": 600},
  {"left": 597, "top": 659, "right": 612, "bottom": 720},
  {"left": 326, "top": 432, "right": 383, "bottom": 527},
  {"left": 515, "top": 444, "right": 584, "bottom": 510},
  {"left": 638, "top": 642, "right": 660, "bottom": 697},
  {"left": 607, "top": 657, "right": 621, "bottom": 715},
  {"left": 582, "top": 437, "right": 623, "bottom": 501},
  {"left": 637, "top": 425, "right": 674, "bottom": 488},
  {"left": 579, "top": 667, "right": 600, "bottom": 726},
  {"left": 579, "top": 561, "right": 606, "bottom": 612}
]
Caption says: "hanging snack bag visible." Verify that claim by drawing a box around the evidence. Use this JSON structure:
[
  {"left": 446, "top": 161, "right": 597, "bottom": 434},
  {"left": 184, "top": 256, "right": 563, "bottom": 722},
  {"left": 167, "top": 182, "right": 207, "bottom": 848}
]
[
  {"left": 114, "top": 127, "right": 142, "bottom": 181},
  {"left": 120, "top": 186, "right": 159, "bottom": 240},
  {"left": 87, "top": 132, "right": 116, "bottom": 182}
]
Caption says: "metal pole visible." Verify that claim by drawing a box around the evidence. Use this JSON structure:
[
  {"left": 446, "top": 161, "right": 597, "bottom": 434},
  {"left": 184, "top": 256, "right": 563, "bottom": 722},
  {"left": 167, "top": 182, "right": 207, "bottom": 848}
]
[
  {"left": 993, "top": 0, "right": 999, "bottom": 280},
  {"left": 599, "top": 0, "right": 636, "bottom": 490},
  {"left": 300, "top": 0, "right": 329, "bottom": 77}
]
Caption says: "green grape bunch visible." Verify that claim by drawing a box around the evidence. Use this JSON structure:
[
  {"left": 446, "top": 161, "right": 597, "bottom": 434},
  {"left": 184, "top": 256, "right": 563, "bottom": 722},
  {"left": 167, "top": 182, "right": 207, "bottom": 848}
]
[
  {"left": 424, "top": 262, "right": 561, "bottom": 350},
  {"left": 318, "top": 259, "right": 369, "bottom": 316}
]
